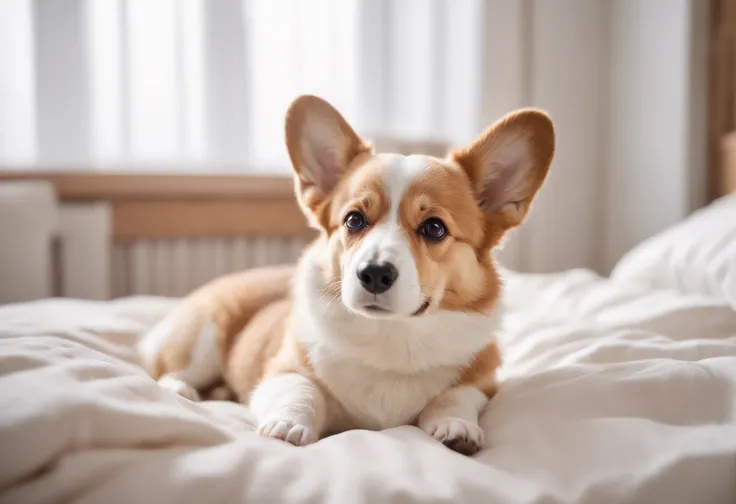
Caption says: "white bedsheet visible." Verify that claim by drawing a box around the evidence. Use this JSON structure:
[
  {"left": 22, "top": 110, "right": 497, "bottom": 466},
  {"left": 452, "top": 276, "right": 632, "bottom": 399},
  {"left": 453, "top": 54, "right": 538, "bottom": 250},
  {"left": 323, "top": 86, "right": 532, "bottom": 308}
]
[{"left": 1, "top": 269, "right": 735, "bottom": 504}]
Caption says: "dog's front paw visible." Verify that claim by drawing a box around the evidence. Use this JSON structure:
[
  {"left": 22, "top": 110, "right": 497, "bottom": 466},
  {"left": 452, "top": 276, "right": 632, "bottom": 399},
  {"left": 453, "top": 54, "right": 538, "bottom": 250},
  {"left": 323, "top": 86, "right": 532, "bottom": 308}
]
[
  {"left": 422, "top": 417, "right": 484, "bottom": 455},
  {"left": 257, "top": 419, "right": 316, "bottom": 446}
]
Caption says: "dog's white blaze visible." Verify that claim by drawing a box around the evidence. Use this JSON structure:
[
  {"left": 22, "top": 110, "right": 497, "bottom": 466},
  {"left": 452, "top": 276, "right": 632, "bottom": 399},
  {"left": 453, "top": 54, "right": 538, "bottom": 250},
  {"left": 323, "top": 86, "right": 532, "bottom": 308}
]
[{"left": 341, "top": 154, "right": 432, "bottom": 316}]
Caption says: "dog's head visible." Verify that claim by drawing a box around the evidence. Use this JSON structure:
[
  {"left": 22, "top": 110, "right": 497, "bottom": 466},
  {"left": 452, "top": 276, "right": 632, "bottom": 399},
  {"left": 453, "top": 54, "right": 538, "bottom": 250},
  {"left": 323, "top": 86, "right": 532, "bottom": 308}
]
[{"left": 286, "top": 95, "right": 555, "bottom": 319}]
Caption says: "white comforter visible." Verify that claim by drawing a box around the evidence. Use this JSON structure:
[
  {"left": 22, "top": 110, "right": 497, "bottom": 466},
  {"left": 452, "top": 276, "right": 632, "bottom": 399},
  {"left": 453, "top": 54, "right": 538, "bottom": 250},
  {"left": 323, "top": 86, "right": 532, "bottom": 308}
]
[{"left": 1, "top": 269, "right": 735, "bottom": 504}]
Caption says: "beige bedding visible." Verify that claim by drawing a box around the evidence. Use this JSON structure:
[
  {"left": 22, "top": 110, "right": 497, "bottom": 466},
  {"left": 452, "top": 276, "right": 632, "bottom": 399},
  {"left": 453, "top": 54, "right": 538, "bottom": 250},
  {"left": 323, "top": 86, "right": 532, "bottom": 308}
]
[{"left": 1, "top": 269, "right": 735, "bottom": 503}]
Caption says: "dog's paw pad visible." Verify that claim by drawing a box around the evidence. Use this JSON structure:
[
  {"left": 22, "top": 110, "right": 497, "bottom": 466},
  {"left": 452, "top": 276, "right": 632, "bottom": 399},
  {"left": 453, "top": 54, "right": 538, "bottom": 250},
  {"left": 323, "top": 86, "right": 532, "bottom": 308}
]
[
  {"left": 424, "top": 418, "right": 484, "bottom": 456},
  {"left": 158, "top": 376, "right": 201, "bottom": 402},
  {"left": 257, "top": 419, "right": 315, "bottom": 446}
]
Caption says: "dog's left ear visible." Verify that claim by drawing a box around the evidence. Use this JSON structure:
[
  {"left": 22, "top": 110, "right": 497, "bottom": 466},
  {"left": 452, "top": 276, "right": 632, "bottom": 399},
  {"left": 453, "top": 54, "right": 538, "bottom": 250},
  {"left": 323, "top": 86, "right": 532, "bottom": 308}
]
[{"left": 451, "top": 109, "right": 555, "bottom": 229}]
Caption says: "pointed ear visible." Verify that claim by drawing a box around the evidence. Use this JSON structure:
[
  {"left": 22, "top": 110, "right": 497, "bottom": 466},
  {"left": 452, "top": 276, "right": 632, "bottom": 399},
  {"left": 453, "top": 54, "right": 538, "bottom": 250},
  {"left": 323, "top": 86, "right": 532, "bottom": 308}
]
[
  {"left": 285, "top": 95, "right": 371, "bottom": 221},
  {"left": 451, "top": 108, "right": 555, "bottom": 229}
]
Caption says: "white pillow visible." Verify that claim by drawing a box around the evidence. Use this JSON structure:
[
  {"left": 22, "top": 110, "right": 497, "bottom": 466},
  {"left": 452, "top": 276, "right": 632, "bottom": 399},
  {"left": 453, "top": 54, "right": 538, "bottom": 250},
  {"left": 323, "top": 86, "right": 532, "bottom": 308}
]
[{"left": 611, "top": 193, "right": 736, "bottom": 308}]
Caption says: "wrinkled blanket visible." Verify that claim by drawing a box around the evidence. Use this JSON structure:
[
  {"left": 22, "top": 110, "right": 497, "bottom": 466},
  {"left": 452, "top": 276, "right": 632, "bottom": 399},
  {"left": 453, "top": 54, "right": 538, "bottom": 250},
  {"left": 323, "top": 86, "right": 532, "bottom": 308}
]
[{"left": 1, "top": 269, "right": 735, "bottom": 504}]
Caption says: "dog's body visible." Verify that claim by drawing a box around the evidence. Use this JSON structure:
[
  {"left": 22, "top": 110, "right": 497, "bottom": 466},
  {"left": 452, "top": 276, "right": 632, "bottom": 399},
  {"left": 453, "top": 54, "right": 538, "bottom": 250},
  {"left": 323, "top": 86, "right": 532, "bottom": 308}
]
[{"left": 139, "top": 96, "right": 554, "bottom": 454}]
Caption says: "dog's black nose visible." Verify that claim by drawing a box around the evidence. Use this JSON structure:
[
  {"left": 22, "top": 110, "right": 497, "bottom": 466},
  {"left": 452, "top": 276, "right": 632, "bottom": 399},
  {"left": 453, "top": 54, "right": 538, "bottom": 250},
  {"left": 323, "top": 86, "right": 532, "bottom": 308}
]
[{"left": 357, "top": 261, "right": 399, "bottom": 294}]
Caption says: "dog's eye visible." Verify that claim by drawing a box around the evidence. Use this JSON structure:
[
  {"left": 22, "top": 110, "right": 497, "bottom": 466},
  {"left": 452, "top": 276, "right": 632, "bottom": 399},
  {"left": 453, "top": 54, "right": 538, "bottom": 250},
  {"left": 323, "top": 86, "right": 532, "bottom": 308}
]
[
  {"left": 344, "top": 211, "right": 367, "bottom": 232},
  {"left": 419, "top": 218, "right": 447, "bottom": 241}
]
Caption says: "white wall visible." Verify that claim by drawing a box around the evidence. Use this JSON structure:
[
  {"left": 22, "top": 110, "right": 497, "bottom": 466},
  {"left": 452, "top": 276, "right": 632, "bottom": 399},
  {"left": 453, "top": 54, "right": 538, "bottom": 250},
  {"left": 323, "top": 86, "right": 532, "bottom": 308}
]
[
  {"left": 494, "top": 0, "right": 709, "bottom": 275},
  {"left": 524, "top": 0, "right": 609, "bottom": 273},
  {"left": 491, "top": 0, "right": 610, "bottom": 274},
  {"left": 604, "top": 0, "right": 709, "bottom": 272}
]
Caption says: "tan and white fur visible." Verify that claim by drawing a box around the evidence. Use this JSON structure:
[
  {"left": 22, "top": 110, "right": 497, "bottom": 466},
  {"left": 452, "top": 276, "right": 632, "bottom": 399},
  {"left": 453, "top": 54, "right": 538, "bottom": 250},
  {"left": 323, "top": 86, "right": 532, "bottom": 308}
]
[{"left": 139, "top": 95, "right": 555, "bottom": 455}]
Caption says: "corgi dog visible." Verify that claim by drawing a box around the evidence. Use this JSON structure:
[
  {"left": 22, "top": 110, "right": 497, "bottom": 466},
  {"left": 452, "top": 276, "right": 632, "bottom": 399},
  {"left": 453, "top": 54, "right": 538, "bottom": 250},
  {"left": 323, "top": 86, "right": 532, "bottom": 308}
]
[{"left": 139, "top": 95, "right": 555, "bottom": 455}]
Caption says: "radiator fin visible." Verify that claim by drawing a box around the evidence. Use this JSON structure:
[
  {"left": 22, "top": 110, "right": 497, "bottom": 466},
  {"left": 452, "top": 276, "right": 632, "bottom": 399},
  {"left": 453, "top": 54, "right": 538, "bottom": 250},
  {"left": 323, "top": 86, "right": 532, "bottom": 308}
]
[{"left": 112, "top": 237, "right": 310, "bottom": 297}]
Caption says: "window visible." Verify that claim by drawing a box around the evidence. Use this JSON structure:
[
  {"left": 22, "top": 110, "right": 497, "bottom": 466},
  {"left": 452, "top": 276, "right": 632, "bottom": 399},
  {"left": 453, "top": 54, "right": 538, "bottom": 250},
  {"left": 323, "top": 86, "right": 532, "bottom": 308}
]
[{"left": 0, "top": 0, "right": 493, "bottom": 172}]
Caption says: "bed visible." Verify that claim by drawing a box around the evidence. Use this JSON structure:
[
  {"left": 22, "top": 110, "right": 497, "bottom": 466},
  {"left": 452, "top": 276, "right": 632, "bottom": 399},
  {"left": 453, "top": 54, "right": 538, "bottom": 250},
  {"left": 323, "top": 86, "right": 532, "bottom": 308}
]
[{"left": 1, "top": 194, "right": 735, "bottom": 504}]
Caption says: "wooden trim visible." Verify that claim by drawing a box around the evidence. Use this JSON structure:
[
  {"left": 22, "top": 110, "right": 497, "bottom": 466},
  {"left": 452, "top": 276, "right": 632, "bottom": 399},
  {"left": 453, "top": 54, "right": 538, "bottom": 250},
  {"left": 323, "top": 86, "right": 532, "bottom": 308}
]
[
  {"left": 113, "top": 199, "right": 315, "bottom": 241},
  {"left": 707, "top": 0, "right": 736, "bottom": 200},
  {"left": 0, "top": 172, "right": 295, "bottom": 201},
  {"left": 721, "top": 132, "right": 736, "bottom": 194}
]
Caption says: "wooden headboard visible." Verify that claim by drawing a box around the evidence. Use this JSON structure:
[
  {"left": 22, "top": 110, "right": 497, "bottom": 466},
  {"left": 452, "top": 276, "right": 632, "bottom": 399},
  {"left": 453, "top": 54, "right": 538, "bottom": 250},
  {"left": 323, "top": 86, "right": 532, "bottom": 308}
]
[{"left": 709, "top": 0, "right": 736, "bottom": 196}]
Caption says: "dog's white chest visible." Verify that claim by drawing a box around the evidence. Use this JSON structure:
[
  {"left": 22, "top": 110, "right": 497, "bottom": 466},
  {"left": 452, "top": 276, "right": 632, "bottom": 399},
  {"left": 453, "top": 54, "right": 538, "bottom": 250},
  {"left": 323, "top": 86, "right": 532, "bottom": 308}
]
[{"left": 314, "top": 355, "right": 458, "bottom": 431}]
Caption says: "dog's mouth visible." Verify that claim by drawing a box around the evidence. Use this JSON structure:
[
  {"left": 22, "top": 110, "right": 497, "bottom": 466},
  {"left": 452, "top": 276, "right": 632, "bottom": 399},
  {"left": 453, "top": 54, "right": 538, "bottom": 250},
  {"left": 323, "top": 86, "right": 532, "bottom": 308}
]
[
  {"left": 361, "top": 298, "right": 432, "bottom": 317},
  {"left": 363, "top": 304, "right": 390, "bottom": 313}
]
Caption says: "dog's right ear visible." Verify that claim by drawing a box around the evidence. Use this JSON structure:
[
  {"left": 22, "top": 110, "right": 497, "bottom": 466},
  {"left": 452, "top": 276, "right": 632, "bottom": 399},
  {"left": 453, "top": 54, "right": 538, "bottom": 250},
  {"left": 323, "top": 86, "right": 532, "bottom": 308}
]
[{"left": 285, "top": 95, "right": 371, "bottom": 227}]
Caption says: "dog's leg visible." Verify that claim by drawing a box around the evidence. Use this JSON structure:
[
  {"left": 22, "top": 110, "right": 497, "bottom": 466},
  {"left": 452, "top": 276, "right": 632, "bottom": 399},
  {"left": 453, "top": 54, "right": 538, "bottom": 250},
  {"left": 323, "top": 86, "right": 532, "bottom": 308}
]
[
  {"left": 139, "top": 265, "right": 296, "bottom": 401},
  {"left": 157, "top": 374, "right": 202, "bottom": 401},
  {"left": 417, "top": 385, "right": 489, "bottom": 455},
  {"left": 154, "top": 319, "right": 221, "bottom": 402},
  {"left": 249, "top": 373, "right": 328, "bottom": 446}
]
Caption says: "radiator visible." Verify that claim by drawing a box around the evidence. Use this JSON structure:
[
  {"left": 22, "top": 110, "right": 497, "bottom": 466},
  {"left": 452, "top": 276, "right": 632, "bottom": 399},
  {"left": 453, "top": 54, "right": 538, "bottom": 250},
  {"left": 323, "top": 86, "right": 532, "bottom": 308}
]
[{"left": 111, "top": 237, "right": 311, "bottom": 298}]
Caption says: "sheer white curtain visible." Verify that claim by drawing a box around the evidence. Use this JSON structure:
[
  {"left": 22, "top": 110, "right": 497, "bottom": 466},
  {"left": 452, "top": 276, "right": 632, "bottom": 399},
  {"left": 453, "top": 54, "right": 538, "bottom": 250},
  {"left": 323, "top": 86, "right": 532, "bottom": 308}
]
[{"left": 0, "top": 0, "right": 498, "bottom": 173}]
